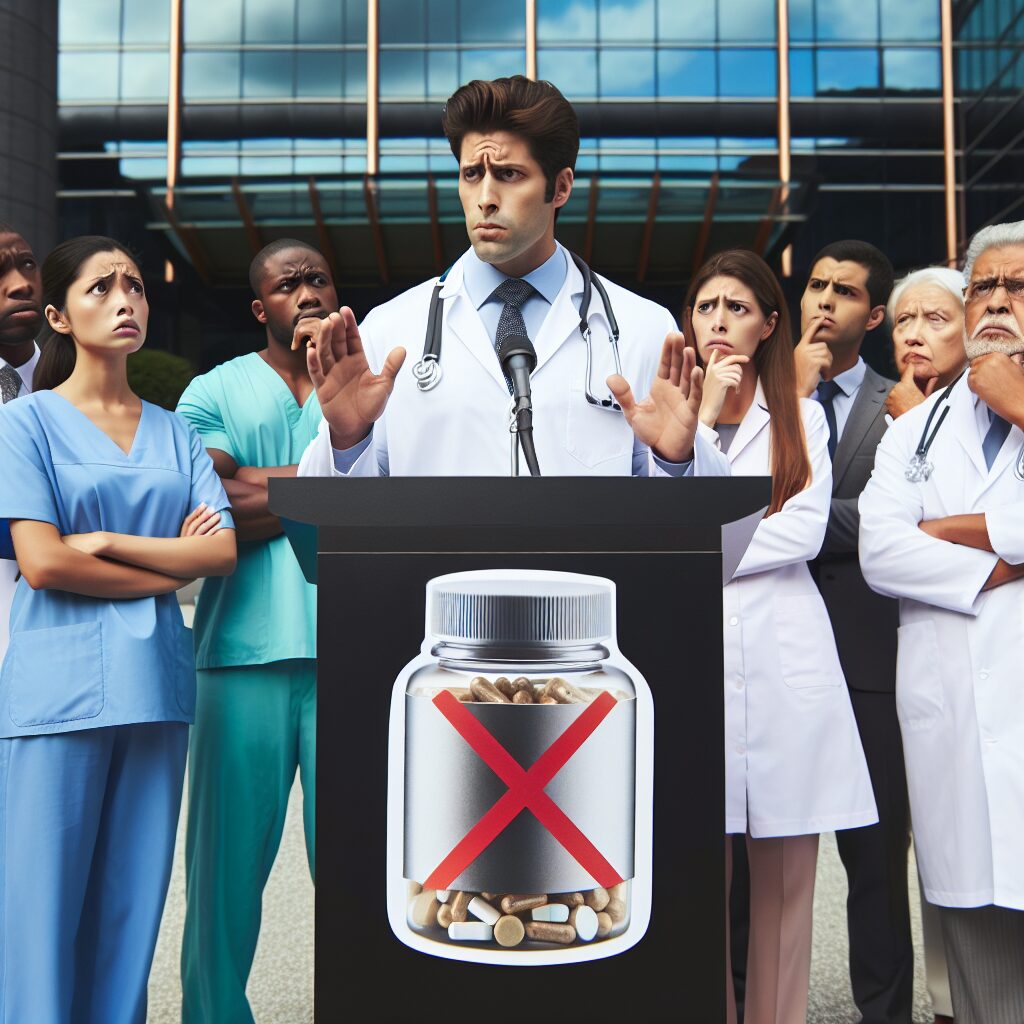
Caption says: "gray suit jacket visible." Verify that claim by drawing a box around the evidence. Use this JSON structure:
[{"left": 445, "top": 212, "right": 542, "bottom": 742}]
[{"left": 813, "top": 364, "right": 900, "bottom": 693}]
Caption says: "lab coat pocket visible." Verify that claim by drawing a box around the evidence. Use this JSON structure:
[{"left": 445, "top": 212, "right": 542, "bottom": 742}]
[
  {"left": 6, "top": 621, "right": 105, "bottom": 727},
  {"left": 894, "top": 620, "right": 944, "bottom": 730},
  {"left": 565, "top": 386, "right": 635, "bottom": 468},
  {"left": 172, "top": 623, "right": 198, "bottom": 719},
  {"left": 774, "top": 594, "right": 843, "bottom": 688}
]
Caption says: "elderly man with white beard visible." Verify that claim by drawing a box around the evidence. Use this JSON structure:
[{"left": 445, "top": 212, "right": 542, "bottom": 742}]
[{"left": 859, "top": 219, "right": 1024, "bottom": 1024}]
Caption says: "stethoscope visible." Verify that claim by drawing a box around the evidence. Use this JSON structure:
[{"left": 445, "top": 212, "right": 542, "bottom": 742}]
[
  {"left": 411, "top": 251, "right": 623, "bottom": 411},
  {"left": 905, "top": 369, "right": 1024, "bottom": 482}
]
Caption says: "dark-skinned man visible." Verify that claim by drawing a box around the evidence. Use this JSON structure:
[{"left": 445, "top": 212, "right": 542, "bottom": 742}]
[
  {"left": 0, "top": 223, "right": 44, "bottom": 659},
  {"left": 175, "top": 238, "right": 332, "bottom": 1024}
]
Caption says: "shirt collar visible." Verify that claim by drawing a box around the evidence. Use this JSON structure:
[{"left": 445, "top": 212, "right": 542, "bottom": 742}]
[
  {"left": 0, "top": 343, "right": 40, "bottom": 389},
  {"left": 462, "top": 245, "right": 567, "bottom": 311},
  {"left": 829, "top": 357, "right": 866, "bottom": 398}
]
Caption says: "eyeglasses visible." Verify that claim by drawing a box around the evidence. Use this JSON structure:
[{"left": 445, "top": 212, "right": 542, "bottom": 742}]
[{"left": 964, "top": 277, "right": 1024, "bottom": 304}]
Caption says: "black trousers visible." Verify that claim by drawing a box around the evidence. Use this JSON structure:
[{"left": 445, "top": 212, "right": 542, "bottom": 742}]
[{"left": 835, "top": 688, "right": 914, "bottom": 1024}]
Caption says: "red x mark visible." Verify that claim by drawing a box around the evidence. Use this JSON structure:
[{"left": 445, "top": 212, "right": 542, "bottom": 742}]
[{"left": 423, "top": 689, "right": 625, "bottom": 891}]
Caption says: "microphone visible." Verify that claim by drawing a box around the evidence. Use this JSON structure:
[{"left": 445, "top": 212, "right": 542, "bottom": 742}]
[{"left": 496, "top": 333, "right": 541, "bottom": 476}]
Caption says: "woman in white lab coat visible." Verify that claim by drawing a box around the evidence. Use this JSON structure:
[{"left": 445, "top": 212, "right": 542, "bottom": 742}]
[{"left": 686, "top": 249, "right": 877, "bottom": 1024}]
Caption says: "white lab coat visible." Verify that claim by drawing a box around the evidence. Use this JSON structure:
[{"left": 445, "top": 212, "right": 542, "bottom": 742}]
[
  {"left": 298, "top": 243, "right": 718, "bottom": 477},
  {"left": 859, "top": 375, "right": 1024, "bottom": 910},
  {"left": 694, "top": 383, "right": 878, "bottom": 837}
]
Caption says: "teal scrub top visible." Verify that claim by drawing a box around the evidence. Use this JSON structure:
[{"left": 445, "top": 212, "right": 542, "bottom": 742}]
[
  {"left": 176, "top": 353, "right": 320, "bottom": 669},
  {"left": 0, "top": 392, "right": 233, "bottom": 738}
]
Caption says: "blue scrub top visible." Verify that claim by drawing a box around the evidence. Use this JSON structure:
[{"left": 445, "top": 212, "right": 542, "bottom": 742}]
[{"left": 0, "top": 392, "right": 233, "bottom": 738}]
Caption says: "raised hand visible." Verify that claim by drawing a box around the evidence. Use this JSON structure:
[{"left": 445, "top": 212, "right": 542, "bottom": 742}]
[
  {"left": 607, "top": 333, "right": 704, "bottom": 464},
  {"left": 698, "top": 349, "right": 749, "bottom": 428},
  {"left": 180, "top": 502, "right": 222, "bottom": 537},
  {"left": 793, "top": 316, "right": 833, "bottom": 397},
  {"left": 886, "top": 361, "right": 937, "bottom": 420},
  {"left": 293, "top": 307, "right": 406, "bottom": 450}
]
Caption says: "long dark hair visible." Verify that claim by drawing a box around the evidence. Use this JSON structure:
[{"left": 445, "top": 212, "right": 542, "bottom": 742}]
[
  {"left": 683, "top": 249, "right": 810, "bottom": 516},
  {"left": 33, "top": 236, "right": 138, "bottom": 392}
]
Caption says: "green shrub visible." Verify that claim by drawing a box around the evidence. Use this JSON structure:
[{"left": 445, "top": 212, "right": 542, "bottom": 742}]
[{"left": 127, "top": 350, "right": 198, "bottom": 410}]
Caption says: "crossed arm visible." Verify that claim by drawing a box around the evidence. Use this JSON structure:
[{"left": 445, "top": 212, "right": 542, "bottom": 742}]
[
  {"left": 206, "top": 448, "right": 297, "bottom": 542},
  {"left": 12, "top": 505, "right": 236, "bottom": 600},
  {"left": 918, "top": 514, "right": 1024, "bottom": 591}
]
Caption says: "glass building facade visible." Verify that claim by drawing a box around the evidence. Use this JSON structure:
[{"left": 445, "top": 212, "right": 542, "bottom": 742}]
[{"left": 45, "top": 0, "right": 1024, "bottom": 361}]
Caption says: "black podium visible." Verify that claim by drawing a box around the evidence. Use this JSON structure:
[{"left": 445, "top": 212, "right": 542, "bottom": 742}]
[{"left": 269, "top": 476, "right": 770, "bottom": 1023}]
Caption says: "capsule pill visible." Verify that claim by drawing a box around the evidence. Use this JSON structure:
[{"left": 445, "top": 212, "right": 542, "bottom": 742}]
[
  {"left": 525, "top": 921, "right": 577, "bottom": 944},
  {"left": 542, "top": 677, "right": 590, "bottom": 704},
  {"left": 550, "top": 892, "right": 584, "bottom": 908},
  {"left": 493, "top": 915, "right": 526, "bottom": 947},
  {"left": 448, "top": 922, "right": 494, "bottom": 942},
  {"left": 409, "top": 890, "right": 440, "bottom": 928},
  {"left": 436, "top": 890, "right": 450, "bottom": 903},
  {"left": 605, "top": 897, "right": 627, "bottom": 924},
  {"left": 450, "top": 890, "right": 473, "bottom": 922},
  {"left": 609, "top": 882, "right": 628, "bottom": 902},
  {"left": 531, "top": 904, "right": 570, "bottom": 923},
  {"left": 437, "top": 904, "right": 454, "bottom": 928},
  {"left": 584, "top": 886, "right": 610, "bottom": 912},
  {"left": 512, "top": 689, "right": 535, "bottom": 704},
  {"left": 500, "top": 893, "right": 548, "bottom": 915},
  {"left": 494, "top": 676, "right": 516, "bottom": 698},
  {"left": 447, "top": 688, "right": 474, "bottom": 702},
  {"left": 468, "top": 896, "right": 501, "bottom": 926},
  {"left": 470, "top": 676, "right": 511, "bottom": 703},
  {"left": 569, "top": 905, "right": 599, "bottom": 942},
  {"left": 596, "top": 911, "right": 613, "bottom": 937}
]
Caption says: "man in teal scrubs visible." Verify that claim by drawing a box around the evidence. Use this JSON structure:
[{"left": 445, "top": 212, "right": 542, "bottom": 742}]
[{"left": 176, "top": 239, "right": 332, "bottom": 1023}]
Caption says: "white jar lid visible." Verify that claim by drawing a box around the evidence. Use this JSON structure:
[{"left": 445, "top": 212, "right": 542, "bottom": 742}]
[{"left": 426, "top": 570, "right": 614, "bottom": 648}]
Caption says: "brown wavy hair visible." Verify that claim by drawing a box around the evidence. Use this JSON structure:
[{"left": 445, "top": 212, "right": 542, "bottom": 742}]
[
  {"left": 442, "top": 76, "right": 579, "bottom": 202},
  {"left": 683, "top": 249, "right": 810, "bottom": 516}
]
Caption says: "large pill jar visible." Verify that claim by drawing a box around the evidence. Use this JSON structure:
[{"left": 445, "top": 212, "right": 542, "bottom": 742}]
[{"left": 386, "top": 569, "right": 653, "bottom": 966}]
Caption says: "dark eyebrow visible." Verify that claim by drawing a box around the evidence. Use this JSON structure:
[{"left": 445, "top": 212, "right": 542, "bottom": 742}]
[{"left": 87, "top": 270, "right": 117, "bottom": 287}]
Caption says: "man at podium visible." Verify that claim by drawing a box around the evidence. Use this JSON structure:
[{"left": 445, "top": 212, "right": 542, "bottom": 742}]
[{"left": 295, "top": 76, "right": 722, "bottom": 480}]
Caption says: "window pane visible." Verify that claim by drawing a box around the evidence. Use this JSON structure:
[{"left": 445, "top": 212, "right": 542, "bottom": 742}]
[
  {"left": 426, "top": 0, "right": 458, "bottom": 43},
  {"left": 298, "top": 2, "right": 343, "bottom": 44},
  {"left": 242, "top": 51, "right": 294, "bottom": 97},
  {"left": 599, "top": 0, "right": 655, "bottom": 42},
  {"left": 460, "top": 1, "right": 525, "bottom": 42},
  {"left": 657, "top": 49, "right": 716, "bottom": 96},
  {"left": 538, "top": 0, "right": 597, "bottom": 41},
  {"left": 816, "top": 0, "right": 879, "bottom": 41},
  {"left": 459, "top": 48, "right": 525, "bottom": 82},
  {"left": 60, "top": 0, "right": 121, "bottom": 46},
  {"left": 380, "top": 0, "right": 425, "bottom": 43},
  {"left": 59, "top": 52, "right": 120, "bottom": 101},
  {"left": 344, "top": 0, "right": 367, "bottom": 41},
  {"left": 123, "top": 0, "right": 169, "bottom": 43},
  {"left": 718, "top": 0, "right": 776, "bottom": 42},
  {"left": 121, "top": 51, "right": 170, "bottom": 99},
  {"left": 427, "top": 49, "right": 458, "bottom": 99},
  {"left": 880, "top": 0, "right": 940, "bottom": 41},
  {"left": 380, "top": 49, "right": 425, "bottom": 98},
  {"left": 185, "top": 0, "right": 242, "bottom": 43},
  {"left": 345, "top": 50, "right": 367, "bottom": 98},
  {"left": 789, "top": 0, "right": 814, "bottom": 41},
  {"left": 789, "top": 49, "right": 815, "bottom": 96},
  {"left": 183, "top": 50, "right": 241, "bottom": 99},
  {"left": 297, "top": 52, "right": 343, "bottom": 97},
  {"left": 538, "top": 48, "right": 598, "bottom": 97},
  {"left": 883, "top": 47, "right": 941, "bottom": 90},
  {"left": 657, "top": 0, "right": 715, "bottom": 41},
  {"left": 243, "top": 0, "right": 296, "bottom": 43},
  {"left": 600, "top": 48, "right": 655, "bottom": 96},
  {"left": 816, "top": 47, "right": 879, "bottom": 91},
  {"left": 719, "top": 49, "right": 776, "bottom": 96}
]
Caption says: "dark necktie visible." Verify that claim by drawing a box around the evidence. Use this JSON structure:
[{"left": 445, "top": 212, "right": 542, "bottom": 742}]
[
  {"left": 490, "top": 277, "right": 536, "bottom": 395},
  {"left": 0, "top": 364, "right": 23, "bottom": 404},
  {"left": 816, "top": 379, "right": 842, "bottom": 461},
  {"left": 983, "top": 408, "right": 1011, "bottom": 471}
]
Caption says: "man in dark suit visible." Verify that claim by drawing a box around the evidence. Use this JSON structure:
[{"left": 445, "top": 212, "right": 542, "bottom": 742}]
[{"left": 795, "top": 240, "right": 914, "bottom": 1024}]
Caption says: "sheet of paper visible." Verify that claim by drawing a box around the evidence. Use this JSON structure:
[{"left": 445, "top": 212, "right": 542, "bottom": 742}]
[{"left": 721, "top": 505, "right": 767, "bottom": 585}]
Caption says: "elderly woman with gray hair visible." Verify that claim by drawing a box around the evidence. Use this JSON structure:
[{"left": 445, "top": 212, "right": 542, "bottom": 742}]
[
  {"left": 885, "top": 266, "right": 967, "bottom": 420},
  {"left": 860, "top": 219, "right": 1024, "bottom": 1024}
]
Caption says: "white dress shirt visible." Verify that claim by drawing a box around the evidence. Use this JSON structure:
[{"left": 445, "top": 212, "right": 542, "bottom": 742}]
[
  {"left": 812, "top": 357, "right": 867, "bottom": 443},
  {"left": 1, "top": 344, "right": 40, "bottom": 659}
]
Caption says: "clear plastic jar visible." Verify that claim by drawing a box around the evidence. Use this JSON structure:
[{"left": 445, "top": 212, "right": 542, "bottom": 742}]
[{"left": 386, "top": 570, "right": 652, "bottom": 966}]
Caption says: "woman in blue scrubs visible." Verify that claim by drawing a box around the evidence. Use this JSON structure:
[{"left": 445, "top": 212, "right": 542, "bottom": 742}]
[{"left": 0, "top": 236, "right": 236, "bottom": 1024}]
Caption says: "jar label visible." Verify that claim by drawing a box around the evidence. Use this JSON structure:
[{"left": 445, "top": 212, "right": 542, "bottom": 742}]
[{"left": 404, "top": 691, "right": 636, "bottom": 894}]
